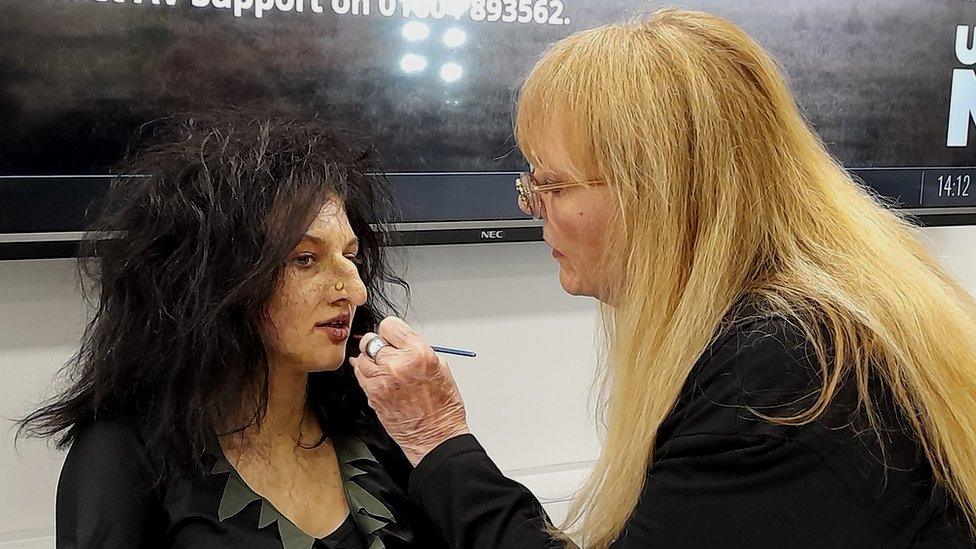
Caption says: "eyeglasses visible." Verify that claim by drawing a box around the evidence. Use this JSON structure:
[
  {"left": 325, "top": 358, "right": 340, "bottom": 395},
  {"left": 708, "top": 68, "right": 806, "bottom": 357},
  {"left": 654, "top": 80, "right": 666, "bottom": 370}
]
[{"left": 514, "top": 171, "right": 605, "bottom": 219}]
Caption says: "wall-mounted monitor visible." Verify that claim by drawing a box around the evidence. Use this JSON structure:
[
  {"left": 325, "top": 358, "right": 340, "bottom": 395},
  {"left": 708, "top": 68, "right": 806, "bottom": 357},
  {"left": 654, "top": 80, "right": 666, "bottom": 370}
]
[{"left": 1, "top": 0, "right": 974, "bottom": 259}]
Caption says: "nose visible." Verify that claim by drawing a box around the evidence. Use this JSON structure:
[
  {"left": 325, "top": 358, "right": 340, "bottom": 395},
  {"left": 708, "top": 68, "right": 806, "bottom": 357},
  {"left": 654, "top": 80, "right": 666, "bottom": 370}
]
[
  {"left": 332, "top": 268, "right": 368, "bottom": 308},
  {"left": 341, "top": 277, "right": 367, "bottom": 308}
]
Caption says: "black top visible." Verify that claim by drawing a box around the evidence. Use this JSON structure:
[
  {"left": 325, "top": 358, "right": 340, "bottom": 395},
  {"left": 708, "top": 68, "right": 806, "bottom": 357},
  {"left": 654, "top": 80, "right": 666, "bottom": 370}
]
[
  {"left": 408, "top": 311, "right": 976, "bottom": 548},
  {"left": 57, "top": 421, "right": 447, "bottom": 549}
]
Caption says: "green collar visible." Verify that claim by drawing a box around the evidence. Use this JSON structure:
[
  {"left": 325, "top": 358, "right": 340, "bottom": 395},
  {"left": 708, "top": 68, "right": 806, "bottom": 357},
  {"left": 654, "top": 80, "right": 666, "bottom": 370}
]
[{"left": 211, "top": 437, "right": 394, "bottom": 549}]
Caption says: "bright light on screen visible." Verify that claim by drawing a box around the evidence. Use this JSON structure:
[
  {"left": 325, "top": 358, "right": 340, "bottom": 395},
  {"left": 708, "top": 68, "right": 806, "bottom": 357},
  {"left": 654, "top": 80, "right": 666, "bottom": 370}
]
[
  {"left": 440, "top": 62, "right": 464, "bottom": 83},
  {"left": 443, "top": 27, "right": 467, "bottom": 49},
  {"left": 401, "top": 21, "right": 430, "bottom": 42},
  {"left": 400, "top": 53, "right": 429, "bottom": 74},
  {"left": 405, "top": 0, "right": 471, "bottom": 19}
]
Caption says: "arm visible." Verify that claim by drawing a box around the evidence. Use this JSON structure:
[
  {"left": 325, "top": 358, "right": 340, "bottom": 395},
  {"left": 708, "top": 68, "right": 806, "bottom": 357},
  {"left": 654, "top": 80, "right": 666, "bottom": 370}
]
[
  {"left": 350, "top": 318, "right": 567, "bottom": 547},
  {"left": 56, "top": 421, "right": 160, "bottom": 549},
  {"left": 408, "top": 435, "right": 563, "bottom": 549}
]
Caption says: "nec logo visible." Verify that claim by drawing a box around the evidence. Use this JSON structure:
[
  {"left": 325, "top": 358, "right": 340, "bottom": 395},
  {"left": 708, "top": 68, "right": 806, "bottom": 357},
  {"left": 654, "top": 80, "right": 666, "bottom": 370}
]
[{"left": 480, "top": 230, "right": 506, "bottom": 240}]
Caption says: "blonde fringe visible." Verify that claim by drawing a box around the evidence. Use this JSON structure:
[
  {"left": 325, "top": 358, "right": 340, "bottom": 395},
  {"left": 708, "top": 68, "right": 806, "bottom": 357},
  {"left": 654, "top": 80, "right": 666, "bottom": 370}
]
[{"left": 517, "top": 9, "right": 976, "bottom": 547}]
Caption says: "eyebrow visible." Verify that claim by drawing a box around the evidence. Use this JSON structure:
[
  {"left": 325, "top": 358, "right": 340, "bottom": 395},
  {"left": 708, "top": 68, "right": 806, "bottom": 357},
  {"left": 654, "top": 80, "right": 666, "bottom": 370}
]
[
  {"left": 299, "top": 234, "right": 324, "bottom": 246},
  {"left": 533, "top": 170, "right": 563, "bottom": 186},
  {"left": 299, "top": 234, "right": 359, "bottom": 249}
]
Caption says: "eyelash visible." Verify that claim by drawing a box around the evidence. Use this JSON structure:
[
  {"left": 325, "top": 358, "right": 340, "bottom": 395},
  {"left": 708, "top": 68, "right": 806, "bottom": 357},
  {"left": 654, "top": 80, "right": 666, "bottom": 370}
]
[
  {"left": 294, "top": 253, "right": 317, "bottom": 268},
  {"left": 293, "top": 253, "right": 363, "bottom": 269}
]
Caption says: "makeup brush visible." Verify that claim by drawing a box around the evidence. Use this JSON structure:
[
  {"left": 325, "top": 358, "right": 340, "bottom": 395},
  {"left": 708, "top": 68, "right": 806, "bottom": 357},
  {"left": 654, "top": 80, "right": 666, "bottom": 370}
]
[{"left": 352, "top": 335, "right": 477, "bottom": 358}]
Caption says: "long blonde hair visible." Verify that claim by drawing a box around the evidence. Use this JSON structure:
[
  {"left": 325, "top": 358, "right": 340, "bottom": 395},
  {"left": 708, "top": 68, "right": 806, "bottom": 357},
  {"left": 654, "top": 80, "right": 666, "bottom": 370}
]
[{"left": 516, "top": 9, "right": 976, "bottom": 548}]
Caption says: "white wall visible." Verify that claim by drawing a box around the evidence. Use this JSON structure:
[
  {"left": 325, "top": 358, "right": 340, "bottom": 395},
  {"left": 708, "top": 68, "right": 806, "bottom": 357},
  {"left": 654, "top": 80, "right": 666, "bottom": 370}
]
[
  {"left": 0, "top": 257, "right": 88, "bottom": 548},
  {"left": 1, "top": 227, "right": 974, "bottom": 547}
]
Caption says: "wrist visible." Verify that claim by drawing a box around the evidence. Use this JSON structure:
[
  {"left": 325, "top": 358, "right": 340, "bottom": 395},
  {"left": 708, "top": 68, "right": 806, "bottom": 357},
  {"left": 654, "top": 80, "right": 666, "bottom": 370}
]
[{"left": 403, "top": 424, "right": 471, "bottom": 466}]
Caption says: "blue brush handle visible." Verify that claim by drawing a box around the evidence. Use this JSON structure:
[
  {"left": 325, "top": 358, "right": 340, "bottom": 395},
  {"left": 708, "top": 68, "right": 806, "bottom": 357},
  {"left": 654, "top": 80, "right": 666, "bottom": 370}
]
[{"left": 430, "top": 346, "right": 477, "bottom": 358}]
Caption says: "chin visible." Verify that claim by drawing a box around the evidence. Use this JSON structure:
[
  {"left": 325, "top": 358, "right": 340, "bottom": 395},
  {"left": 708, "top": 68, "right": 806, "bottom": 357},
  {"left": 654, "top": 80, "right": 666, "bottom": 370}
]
[
  {"left": 558, "top": 272, "right": 586, "bottom": 297},
  {"left": 560, "top": 284, "right": 584, "bottom": 297},
  {"left": 305, "top": 356, "right": 346, "bottom": 373}
]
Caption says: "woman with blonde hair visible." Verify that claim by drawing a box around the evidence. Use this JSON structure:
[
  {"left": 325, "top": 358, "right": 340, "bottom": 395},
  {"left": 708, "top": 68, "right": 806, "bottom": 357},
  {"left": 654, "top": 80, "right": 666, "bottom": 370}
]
[{"left": 350, "top": 8, "right": 976, "bottom": 548}]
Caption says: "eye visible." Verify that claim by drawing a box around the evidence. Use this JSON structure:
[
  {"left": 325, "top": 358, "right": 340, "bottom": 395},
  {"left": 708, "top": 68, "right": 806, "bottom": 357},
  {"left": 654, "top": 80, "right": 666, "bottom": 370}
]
[
  {"left": 345, "top": 253, "right": 365, "bottom": 266},
  {"left": 293, "top": 253, "right": 317, "bottom": 268}
]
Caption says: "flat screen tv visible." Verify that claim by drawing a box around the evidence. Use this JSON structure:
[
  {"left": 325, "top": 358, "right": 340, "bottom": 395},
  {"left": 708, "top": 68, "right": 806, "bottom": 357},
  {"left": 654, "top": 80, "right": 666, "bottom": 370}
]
[{"left": 1, "top": 0, "right": 975, "bottom": 259}]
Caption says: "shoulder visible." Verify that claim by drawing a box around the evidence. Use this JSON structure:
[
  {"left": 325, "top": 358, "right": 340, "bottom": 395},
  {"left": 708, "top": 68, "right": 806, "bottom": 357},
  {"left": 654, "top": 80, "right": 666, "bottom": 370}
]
[
  {"left": 705, "top": 299, "right": 814, "bottom": 368},
  {"left": 64, "top": 419, "right": 158, "bottom": 485},
  {"left": 57, "top": 421, "right": 168, "bottom": 546},
  {"left": 69, "top": 419, "right": 143, "bottom": 460},
  {"left": 691, "top": 312, "right": 825, "bottom": 417},
  {"left": 71, "top": 419, "right": 143, "bottom": 451},
  {"left": 665, "top": 305, "right": 921, "bottom": 465},
  {"left": 664, "top": 305, "right": 886, "bottom": 445}
]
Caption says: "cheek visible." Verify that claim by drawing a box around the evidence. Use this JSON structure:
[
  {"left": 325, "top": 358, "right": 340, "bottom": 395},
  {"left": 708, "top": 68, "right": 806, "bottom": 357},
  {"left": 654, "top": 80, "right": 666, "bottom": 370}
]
[
  {"left": 264, "top": 277, "right": 322, "bottom": 344},
  {"left": 548, "top": 200, "right": 603, "bottom": 257},
  {"left": 545, "top": 199, "right": 583, "bottom": 243}
]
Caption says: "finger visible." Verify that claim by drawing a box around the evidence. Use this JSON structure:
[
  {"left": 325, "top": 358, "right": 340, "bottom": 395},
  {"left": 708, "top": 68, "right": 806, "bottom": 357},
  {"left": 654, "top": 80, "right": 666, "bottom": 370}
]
[
  {"left": 358, "top": 332, "right": 383, "bottom": 356},
  {"left": 378, "top": 316, "right": 426, "bottom": 350},
  {"left": 349, "top": 365, "right": 384, "bottom": 411},
  {"left": 349, "top": 353, "right": 386, "bottom": 379},
  {"left": 350, "top": 357, "right": 371, "bottom": 387},
  {"left": 361, "top": 332, "right": 400, "bottom": 365}
]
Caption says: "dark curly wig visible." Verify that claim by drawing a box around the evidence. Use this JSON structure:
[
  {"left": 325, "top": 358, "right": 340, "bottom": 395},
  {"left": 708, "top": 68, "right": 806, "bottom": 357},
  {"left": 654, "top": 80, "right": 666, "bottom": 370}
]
[{"left": 18, "top": 109, "right": 408, "bottom": 482}]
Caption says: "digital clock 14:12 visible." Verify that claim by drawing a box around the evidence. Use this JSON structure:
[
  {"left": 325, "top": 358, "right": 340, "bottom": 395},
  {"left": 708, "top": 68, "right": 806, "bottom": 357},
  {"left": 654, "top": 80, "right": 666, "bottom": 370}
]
[{"left": 937, "top": 174, "right": 972, "bottom": 198}]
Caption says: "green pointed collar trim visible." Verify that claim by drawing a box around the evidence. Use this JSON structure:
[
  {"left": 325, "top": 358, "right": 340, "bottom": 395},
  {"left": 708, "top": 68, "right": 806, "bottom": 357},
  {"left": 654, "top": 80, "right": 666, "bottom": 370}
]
[{"left": 211, "top": 437, "right": 394, "bottom": 549}]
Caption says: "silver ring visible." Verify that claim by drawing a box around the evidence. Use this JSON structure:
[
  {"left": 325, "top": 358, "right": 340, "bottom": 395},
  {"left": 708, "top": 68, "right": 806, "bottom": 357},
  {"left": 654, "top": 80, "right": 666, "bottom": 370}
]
[{"left": 364, "top": 336, "right": 389, "bottom": 361}]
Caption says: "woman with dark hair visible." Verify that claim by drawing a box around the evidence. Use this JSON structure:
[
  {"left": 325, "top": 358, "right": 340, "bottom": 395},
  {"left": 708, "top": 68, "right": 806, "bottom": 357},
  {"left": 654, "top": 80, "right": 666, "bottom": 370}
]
[{"left": 19, "top": 111, "right": 446, "bottom": 549}]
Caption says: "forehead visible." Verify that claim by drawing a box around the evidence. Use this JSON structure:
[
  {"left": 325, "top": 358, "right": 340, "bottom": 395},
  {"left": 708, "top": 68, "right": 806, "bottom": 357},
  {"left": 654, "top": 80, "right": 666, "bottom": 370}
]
[{"left": 304, "top": 197, "right": 354, "bottom": 240}]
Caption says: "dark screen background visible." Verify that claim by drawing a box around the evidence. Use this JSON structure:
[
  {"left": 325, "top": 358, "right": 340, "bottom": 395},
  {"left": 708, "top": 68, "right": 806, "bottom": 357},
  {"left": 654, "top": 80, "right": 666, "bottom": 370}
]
[{"left": 0, "top": 0, "right": 973, "bottom": 176}]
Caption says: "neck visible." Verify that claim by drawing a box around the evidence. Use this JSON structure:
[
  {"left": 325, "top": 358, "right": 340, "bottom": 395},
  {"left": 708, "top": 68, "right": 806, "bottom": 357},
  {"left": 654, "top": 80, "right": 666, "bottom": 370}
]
[
  {"left": 225, "top": 358, "right": 319, "bottom": 451},
  {"left": 263, "top": 361, "right": 314, "bottom": 441},
  {"left": 219, "top": 359, "right": 324, "bottom": 458}
]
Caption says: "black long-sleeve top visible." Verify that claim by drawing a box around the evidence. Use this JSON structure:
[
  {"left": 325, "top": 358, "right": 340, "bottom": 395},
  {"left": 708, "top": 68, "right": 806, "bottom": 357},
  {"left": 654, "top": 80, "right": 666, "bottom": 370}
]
[
  {"left": 56, "top": 421, "right": 448, "bottom": 549},
  {"left": 408, "top": 312, "right": 976, "bottom": 548}
]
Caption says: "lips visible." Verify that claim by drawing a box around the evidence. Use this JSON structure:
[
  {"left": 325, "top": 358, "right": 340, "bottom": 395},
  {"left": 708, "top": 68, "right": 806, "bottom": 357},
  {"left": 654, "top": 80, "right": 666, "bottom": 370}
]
[{"left": 315, "top": 312, "right": 351, "bottom": 344}]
